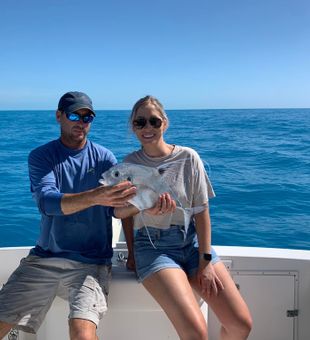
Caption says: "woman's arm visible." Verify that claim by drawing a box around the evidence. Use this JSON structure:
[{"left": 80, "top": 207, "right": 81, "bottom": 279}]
[
  {"left": 194, "top": 206, "right": 212, "bottom": 255},
  {"left": 61, "top": 182, "right": 136, "bottom": 215},
  {"left": 121, "top": 216, "right": 136, "bottom": 270},
  {"left": 114, "top": 205, "right": 138, "bottom": 270},
  {"left": 114, "top": 192, "right": 176, "bottom": 219},
  {"left": 194, "top": 206, "right": 224, "bottom": 296}
]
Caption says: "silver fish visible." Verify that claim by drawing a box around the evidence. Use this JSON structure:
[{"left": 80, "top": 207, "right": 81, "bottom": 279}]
[
  {"left": 99, "top": 163, "right": 172, "bottom": 211},
  {"left": 99, "top": 162, "right": 206, "bottom": 231}
]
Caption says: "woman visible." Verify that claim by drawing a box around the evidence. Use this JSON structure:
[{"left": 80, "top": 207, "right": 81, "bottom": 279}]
[{"left": 114, "top": 96, "right": 252, "bottom": 340}]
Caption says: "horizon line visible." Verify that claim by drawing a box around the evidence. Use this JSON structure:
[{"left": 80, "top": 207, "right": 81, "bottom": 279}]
[{"left": 0, "top": 107, "right": 309, "bottom": 112}]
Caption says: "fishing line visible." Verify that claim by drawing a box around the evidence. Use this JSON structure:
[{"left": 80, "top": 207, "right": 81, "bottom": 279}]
[{"left": 140, "top": 211, "right": 158, "bottom": 249}]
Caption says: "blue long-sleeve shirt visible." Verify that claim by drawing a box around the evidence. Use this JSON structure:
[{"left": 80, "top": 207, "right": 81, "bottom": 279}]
[{"left": 28, "top": 138, "right": 117, "bottom": 264}]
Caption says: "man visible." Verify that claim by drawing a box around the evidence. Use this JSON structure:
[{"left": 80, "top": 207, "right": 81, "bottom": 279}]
[{"left": 0, "top": 91, "right": 136, "bottom": 340}]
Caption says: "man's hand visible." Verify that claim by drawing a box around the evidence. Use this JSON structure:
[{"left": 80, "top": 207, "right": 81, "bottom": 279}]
[{"left": 93, "top": 181, "right": 137, "bottom": 207}]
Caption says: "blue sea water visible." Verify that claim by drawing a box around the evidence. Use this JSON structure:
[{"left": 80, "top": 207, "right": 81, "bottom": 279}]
[{"left": 0, "top": 109, "right": 309, "bottom": 249}]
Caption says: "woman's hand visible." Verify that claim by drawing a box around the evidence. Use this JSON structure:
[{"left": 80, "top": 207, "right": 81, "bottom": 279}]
[
  {"left": 145, "top": 193, "right": 176, "bottom": 215},
  {"left": 197, "top": 262, "right": 224, "bottom": 298},
  {"left": 126, "top": 252, "right": 136, "bottom": 271}
]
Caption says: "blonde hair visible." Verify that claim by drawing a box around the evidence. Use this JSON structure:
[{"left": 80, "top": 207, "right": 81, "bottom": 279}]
[{"left": 130, "top": 95, "right": 169, "bottom": 127}]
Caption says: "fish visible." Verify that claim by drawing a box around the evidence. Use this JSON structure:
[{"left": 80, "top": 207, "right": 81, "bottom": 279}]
[
  {"left": 99, "top": 163, "right": 173, "bottom": 211},
  {"left": 99, "top": 162, "right": 207, "bottom": 231}
]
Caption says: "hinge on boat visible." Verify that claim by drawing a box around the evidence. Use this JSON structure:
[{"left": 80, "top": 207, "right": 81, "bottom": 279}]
[
  {"left": 8, "top": 328, "right": 19, "bottom": 340},
  {"left": 117, "top": 252, "right": 127, "bottom": 263},
  {"left": 287, "top": 309, "right": 299, "bottom": 317}
]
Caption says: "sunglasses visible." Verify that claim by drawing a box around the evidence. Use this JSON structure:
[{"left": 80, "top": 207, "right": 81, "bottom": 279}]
[
  {"left": 133, "top": 116, "right": 163, "bottom": 129},
  {"left": 65, "top": 112, "right": 95, "bottom": 124}
]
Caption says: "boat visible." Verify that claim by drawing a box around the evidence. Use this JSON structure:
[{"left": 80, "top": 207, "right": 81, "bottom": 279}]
[{"left": 1, "top": 218, "right": 310, "bottom": 340}]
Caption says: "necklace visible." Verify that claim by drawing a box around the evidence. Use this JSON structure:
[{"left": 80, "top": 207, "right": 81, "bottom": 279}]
[{"left": 142, "top": 144, "right": 175, "bottom": 158}]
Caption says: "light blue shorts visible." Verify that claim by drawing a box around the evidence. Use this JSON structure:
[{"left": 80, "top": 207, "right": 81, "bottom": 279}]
[
  {"left": 0, "top": 255, "right": 111, "bottom": 333},
  {"left": 134, "top": 223, "right": 220, "bottom": 282}
]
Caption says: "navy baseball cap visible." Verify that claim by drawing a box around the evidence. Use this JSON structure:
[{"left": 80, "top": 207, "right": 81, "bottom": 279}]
[{"left": 58, "top": 91, "right": 96, "bottom": 116}]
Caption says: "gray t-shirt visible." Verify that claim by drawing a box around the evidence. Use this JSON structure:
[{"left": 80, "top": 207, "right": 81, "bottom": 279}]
[{"left": 124, "top": 145, "right": 215, "bottom": 229}]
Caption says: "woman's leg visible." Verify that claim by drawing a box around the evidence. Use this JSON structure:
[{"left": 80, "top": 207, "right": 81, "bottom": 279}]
[
  {"left": 143, "top": 267, "right": 208, "bottom": 340},
  {"left": 189, "top": 262, "right": 252, "bottom": 340}
]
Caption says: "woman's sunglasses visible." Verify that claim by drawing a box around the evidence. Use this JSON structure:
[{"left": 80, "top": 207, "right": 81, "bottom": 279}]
[
  {"left": 133, "top": 117, "right": 163, "bottom": 129},
  {"left": 65, "top": 112, "right": 95, "bottom": 124}
]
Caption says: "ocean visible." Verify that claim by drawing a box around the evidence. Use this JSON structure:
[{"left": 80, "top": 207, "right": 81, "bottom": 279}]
[{"left": 0, "top": 109, "right": 309, "bottom": 249}]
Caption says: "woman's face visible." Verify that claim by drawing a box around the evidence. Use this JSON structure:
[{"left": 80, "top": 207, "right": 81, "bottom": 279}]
[{"left": 132, "top": 103, "right": 167, "bottom": 147}]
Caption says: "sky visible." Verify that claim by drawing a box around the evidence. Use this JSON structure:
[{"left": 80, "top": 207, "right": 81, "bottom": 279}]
[{"left": 0, "top": 0, "right": 309, "bottom": 110}]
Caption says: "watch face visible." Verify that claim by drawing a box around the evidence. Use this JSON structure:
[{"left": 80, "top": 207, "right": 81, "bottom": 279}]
[{"left": 203, "top": 253, "right": 212, "bottom": 261}]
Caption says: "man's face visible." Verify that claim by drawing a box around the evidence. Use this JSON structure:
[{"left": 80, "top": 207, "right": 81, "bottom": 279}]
[{"left": 56, "top": 108, "right": 94, "bottom": 148}]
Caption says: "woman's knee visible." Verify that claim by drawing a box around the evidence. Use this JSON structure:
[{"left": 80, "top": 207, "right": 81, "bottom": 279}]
[
  {"left": 181, "top": 322, "right": 208, "bottom": 340},
  {"left": 239, "top": 313, "right": 253, "bottom": 337},
  {"left": 227, "top": 313, "right": 253, "bottom": 338}
]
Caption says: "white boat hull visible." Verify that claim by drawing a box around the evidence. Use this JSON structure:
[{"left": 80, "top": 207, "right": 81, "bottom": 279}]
[{"left": 1, "top": 220, "right": 310, "bottom": 339}]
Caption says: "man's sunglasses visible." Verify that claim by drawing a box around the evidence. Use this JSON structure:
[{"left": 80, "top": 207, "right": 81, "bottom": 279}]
[
  {"left": 65, "top": 112, "right": 95, "bottom": 124},
  {"left": 133, "top": 117, "right": 163, "bottom": 129}
]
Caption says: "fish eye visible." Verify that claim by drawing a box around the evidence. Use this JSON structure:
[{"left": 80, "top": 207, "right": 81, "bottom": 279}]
[
  {"left": 127, "top": 176, "right": 132, "bottom": 181},
  {"left": 114, "top": 171, "right": 120, "bottom": 177}
]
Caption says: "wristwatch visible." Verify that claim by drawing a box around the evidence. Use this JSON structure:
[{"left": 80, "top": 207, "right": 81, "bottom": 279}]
[{"left": 200, "top": 253, "right": 212, "bottom": 262}]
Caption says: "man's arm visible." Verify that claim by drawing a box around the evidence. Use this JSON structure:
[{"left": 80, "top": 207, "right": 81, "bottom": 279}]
[
  {"left": 61, "top": 182, "right": 136, "bottom": 215},
  {"left": 28, "top": 146, "right": 136, "bottom": 216}
]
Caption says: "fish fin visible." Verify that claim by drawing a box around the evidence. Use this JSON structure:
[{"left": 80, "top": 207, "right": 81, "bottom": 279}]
[
  {"left": 158, "top": 157, "right": 212, "bottom": 209},
  {"left": 155, "top": 158, "right": 192, "bottom": 206},
  {"left": 183, "top": 209, "right": 192, "bottom": 233}
]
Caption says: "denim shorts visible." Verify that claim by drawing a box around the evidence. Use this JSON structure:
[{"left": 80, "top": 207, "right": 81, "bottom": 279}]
[
  {"left": 0, "top": 255, "right": 111, "bottom": 333},
  {"left": 134, "top": 224, "right": 220, "bottom": 282}
]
